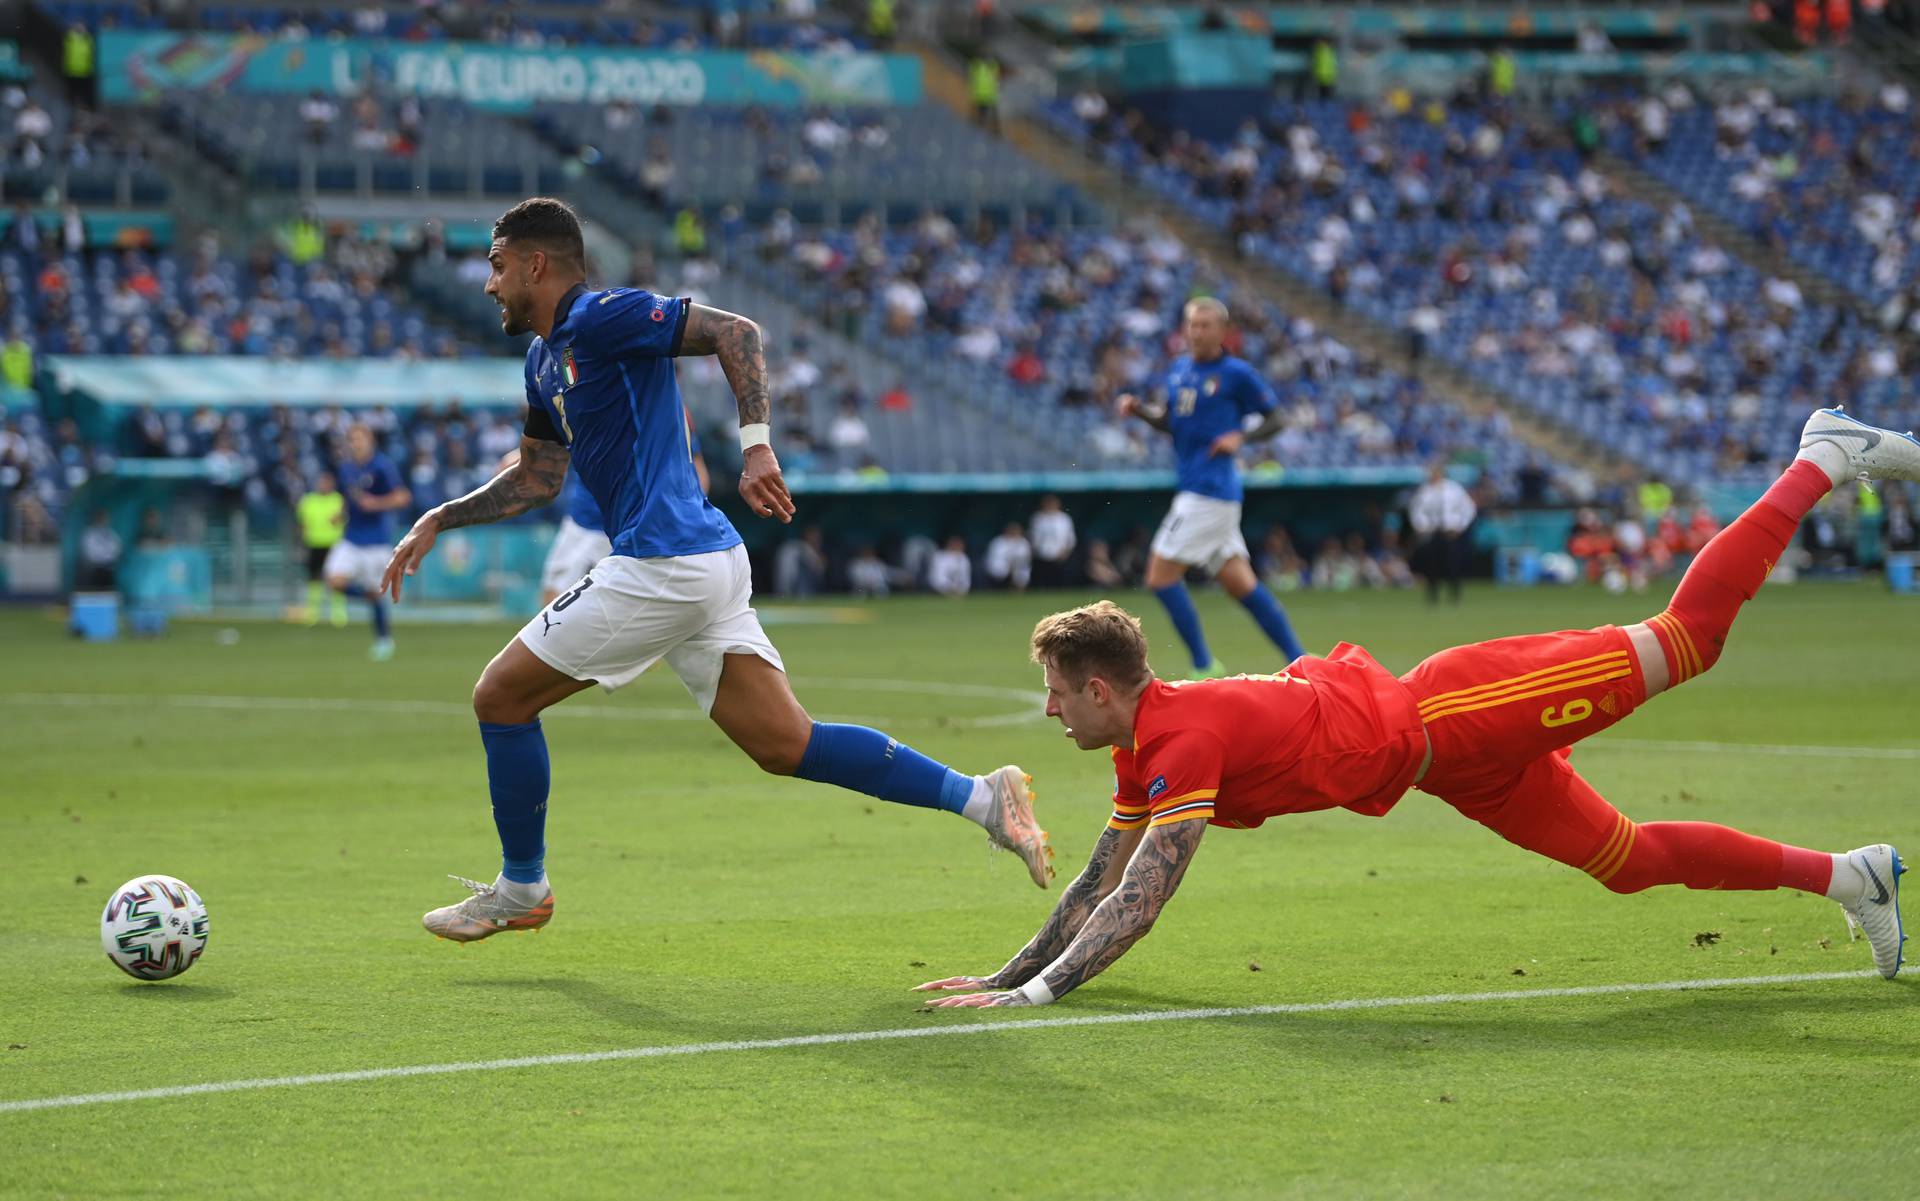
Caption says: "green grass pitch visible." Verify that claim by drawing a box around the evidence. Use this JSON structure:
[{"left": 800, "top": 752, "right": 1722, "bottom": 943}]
[{"left": 3, "top": 583, "right": 1918, "bottom": 1198}]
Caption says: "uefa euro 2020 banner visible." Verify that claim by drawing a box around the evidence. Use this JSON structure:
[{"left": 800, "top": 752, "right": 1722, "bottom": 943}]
[{"left": 99, "top": 31, "right": 923, "bottom": 109}]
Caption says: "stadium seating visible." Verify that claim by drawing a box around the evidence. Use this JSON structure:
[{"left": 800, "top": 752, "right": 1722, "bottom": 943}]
[
  {"left": 2, "top": 246, "right": 464, "bottom": 356},
  {"left": 2, "top": 66, "right": 168, "bottom": 206},
  {"left": 736, "top": 221, "right": 1550, "bottom": 497},
  {"left": 157, "top": 92, "right": 572, "bottom": 198},
  {"left": 38, "top": 0, "right": 862, "bottom": 51},
  {"left": 534, "top": 104, "right": 1086, "bottom": 224},
  {"left": 1600, "top": 87, "right": 1920, "bottom": 309},
  {"left": 1047, "top": 94, "right": 1920, "bottom": 486}
]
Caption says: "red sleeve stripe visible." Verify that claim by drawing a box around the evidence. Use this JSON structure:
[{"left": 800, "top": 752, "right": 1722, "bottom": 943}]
[{"left": 1108, "top": 811, "right": 1151, "bottom": 829}]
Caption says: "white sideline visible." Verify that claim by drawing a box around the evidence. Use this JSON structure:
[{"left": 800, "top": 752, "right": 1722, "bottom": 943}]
[
  {"left": 9, "top": 691, "right": 1920, "bottom": 757},
  {"left": 0, "top": 677, "right": 1045, "bottom": 731},
  {"left": 0, "top": 970, "right": 1878, "bottom": 1115}
]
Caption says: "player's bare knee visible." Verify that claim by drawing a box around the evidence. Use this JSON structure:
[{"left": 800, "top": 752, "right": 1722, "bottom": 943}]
[{"left": 472, "top": 672, "right": 535, "bottom": 725}]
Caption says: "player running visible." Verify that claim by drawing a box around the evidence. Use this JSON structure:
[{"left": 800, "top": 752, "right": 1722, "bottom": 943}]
[
  {"left": 381, "top": 197, "right": 1052, "bottom": 941},
  {"left": 539, "top": 418, "right": 705, "bottom": 607},
  {"left": 1117, "top": 297, "right": 1305, "bottom": 677},
  {"left": 919, "top": 408, "right": 1916, "bottom": 1008},
  {"left": 326, "top": 423, "right": 410, "bottom": 661}
]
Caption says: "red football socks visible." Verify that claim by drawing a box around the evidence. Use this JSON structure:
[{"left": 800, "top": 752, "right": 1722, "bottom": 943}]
[{"left": 1645, "top": 459, "right": 1831, "bottom": 684}]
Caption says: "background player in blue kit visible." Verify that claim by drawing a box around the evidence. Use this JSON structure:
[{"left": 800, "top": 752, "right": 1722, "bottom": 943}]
[
  {"left": 325, "top": 422, "right": 411, "bottom": 661},
  {"left": 1117, "top": 297, "right": 1305, "bottom": 677},
  {"left": 380, "top": 198, "right": 1053, "bottom": 940}
]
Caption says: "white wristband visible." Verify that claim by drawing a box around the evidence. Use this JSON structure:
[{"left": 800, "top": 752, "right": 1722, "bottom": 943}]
[
  {"left": 1018, "top": 976, "right": 1055, "bottom": 1007},
  {"left": 739, "top": 423, "right": 771, "bottom": 452}
]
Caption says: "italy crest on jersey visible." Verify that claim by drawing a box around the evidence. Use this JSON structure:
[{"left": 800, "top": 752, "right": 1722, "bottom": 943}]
[{"left": 561, "top": 347, "right": 579, "bottom": 388}]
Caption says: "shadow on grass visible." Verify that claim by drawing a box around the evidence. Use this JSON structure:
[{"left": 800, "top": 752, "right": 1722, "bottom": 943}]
[{"left": 115, "top": 982, "right": 237, "bottom": 1003}]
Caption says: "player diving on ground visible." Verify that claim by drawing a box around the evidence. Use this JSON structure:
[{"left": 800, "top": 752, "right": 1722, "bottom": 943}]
[
  {"left": 380, "top": 198, "right": 1053, "bottom": 942},
  {"left": 918, "top": 409, "right": 1916, "bottom": 1007}
]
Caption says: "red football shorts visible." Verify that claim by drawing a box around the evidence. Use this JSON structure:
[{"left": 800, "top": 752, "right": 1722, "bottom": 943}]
[{"left": 1402, "top": 624, "right": 1647, "bottom": 821}]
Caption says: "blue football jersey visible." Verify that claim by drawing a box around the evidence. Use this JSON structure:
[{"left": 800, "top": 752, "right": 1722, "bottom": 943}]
[
  {"left": 559, "top": 469, "right": 605, "bottom": 534},
  {"left": 1163, "top": 354, "right": 1278, "bottom": 502},
  {"left": 337, "top": 451, "right": 403, "bottom": 546},
  {"left": 523, "top": 285, "right": 738, "bottom": 560}
]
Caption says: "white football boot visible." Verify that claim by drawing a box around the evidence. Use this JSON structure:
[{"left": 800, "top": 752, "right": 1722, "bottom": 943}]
[
  {"left": 980, "top": 765, "right": 1056, "bottom": 889},
  {"left": 422, "top": 874, "right": 554, "bottom": 942},
  {"left": 1836, "top": 844, "right": 1905, "bottom": 980},
  {"left": 1799, "top": 407, "right": 1920, "bottom": 484}
]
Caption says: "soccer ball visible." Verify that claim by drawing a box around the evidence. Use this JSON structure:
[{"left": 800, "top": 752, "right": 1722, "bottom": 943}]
[{"left": 100, "top": 874, "right": 209, "bottom": 981}]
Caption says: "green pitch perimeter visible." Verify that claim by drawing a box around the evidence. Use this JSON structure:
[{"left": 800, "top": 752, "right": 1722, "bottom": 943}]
[{"left": 3, "top": 584, "right": 1917, "bottom": 1199}]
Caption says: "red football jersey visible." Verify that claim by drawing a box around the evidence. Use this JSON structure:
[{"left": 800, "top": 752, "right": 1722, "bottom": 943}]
[{"left": 1109, "top": 643, "right": 1427, "bottom": 831}]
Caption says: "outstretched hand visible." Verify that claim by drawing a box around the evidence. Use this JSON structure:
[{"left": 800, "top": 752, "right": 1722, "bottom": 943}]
[
  {"left": 739, "top": 444, "right": 795, "bottom": 523},
  {"left": 912, "top": 975, "right": 996, "bottom": 993},
  {"left": 919, "top": 990, "right": 1031, "bottom": 1009},
  {"left": 379, "top": 514, "right": 440, "bottom": 603}
]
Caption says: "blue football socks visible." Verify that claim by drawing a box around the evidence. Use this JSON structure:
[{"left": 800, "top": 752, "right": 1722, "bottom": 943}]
[
  {"left": 795, "top": 722, "right": 973, "bottom": 814},
  {"left": 341, "top": 584, "right": 391, "bottom": 639},
  {"left": 479, "top": 720, "right": 550, "bottom": 883},
  {"left": 1239, "top": 583, "right": 1305, "bottom": 662},
  {"left": 1152, "top": 582, "right": 1214, "bottom": 670}
]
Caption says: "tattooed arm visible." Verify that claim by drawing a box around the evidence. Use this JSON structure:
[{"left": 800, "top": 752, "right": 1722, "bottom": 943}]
[
  {"left": 679, "top": 303, "right": 770, "bottom": 426},
  {"left": 1117, "top": 392, "right": 1172, "bottom": 433},
  {"left": 379, "top": 436, "right": 569, "bottom": 601},
  {"left": 915, "top": 824, "right": 1144, "bottom": 996},
  {"left": 921, "top": 819, "right": 1206, "bottom": 1008},
  {"left": 678, "top": 303, "right": 794, "bottom": 522}
]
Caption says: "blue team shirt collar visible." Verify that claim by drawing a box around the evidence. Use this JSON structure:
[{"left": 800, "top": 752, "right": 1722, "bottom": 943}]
[{"left": 550, "top": 282, "right": 589, "bottom": 336}]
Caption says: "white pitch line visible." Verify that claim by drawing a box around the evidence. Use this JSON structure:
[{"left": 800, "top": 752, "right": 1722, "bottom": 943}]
[
  {"left": 0, "top": 970, "right": 1877, "bottom": 1116},
  {"left": 14, "top": 693, "right": 1913, "bottom": 757},
  {"left": 1, "top": 677, "right": 1046, "bottom": 731}
]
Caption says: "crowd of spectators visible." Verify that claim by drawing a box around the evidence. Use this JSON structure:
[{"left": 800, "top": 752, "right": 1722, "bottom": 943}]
[
  {"left": 1052, "top": 87, "right": 1920, "bottom": 488},
  {"left": 744, "top": 213, "right": 1566, "bottom": 503},
  {"left": 0, "top": 225, "right": 463, "bottom": 358},
  {"left": 1599, "top": 81, "right": 1920, "bottom": 318},
  {"left": 45, "top": 0, "right": 873, "bottom": 52}
]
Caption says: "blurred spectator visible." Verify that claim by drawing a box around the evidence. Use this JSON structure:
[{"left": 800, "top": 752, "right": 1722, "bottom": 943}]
[
  {"left": 775, "top": 526, "right": 827, "bottom": 597},
  {"left": 300, "top": 90, "right": 338, "bottom": 145},
  {"left": 1029, "top": 494, "right": 1076, "bottom": 587},
  {"left": 969, "top": 56, "right": 1001, "bottom": 132},
  {"left": 848, "top": 545, "right": 890, "bottom": 597},
  {"left": 1409, "top": 463, "right": 1476, "bottom": 604},
  {"left": 1083, "top": 538, "right": 1123, "bottom": 588},
  {"left": 827, "top": 397, "right": 870, "bottom": 462},
  {"left": 984, "top": 521, "right": 1032, "bottom": 591},
  {"left": 928, "top": 535, "right": 972, "bottom": 596},
  {"left": 77, "top": 510, "right": 121, "bottom": 590}
]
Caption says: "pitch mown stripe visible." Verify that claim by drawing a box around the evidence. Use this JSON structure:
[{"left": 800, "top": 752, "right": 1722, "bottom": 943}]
[{"left": 0, "top": 971, "right": 1874, "bottom": 1115}]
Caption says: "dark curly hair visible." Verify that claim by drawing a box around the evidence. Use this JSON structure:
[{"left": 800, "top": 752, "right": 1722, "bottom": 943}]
[{"left": 492, "top": 197, "right": 584, "bottom": 268}]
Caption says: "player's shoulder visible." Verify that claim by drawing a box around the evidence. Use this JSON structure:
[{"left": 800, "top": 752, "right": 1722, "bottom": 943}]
[
  {"left": 1134, "top": 679, "right": 1231, "bottom": 743},
  {"left": 1218, "top": 354, "right": 1260, "bottom": 379}
]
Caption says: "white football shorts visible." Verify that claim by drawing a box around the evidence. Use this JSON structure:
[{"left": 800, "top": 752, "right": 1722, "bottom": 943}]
[
  {"left": 1149, "top": 491, "right": 1250, "bottom": 575},
  {"left": 540, "top": 517, "right": 615, "bottom": 595},
  {"left": 516, "top": 544, "right": 783, "bottom": 712},
  {"left": 322, "top": 541, "right": 392, "bottom": 593}
]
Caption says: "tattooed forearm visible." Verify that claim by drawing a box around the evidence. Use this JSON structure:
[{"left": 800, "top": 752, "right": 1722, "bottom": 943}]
[
  {"left": 430, "top": 436, "right": 569, "bottom": 531},
  {"left": 680, "top": 303, "right": 771, "bottom": 427},
  {"left": 1136, "top": 403, "right": 1172, "bottom": 433},
  {"left": 1035, "top": 819, "right": 1205, "bottom": 1001},
  {"left": 989, "top": 826, "right": 1139, "bottom": 987}
]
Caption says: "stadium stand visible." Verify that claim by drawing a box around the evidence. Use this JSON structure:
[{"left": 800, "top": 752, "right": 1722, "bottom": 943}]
[
  {"left": 1046, "top": 92, "right": 1920, "bottom": 487},
  {"left": 37, "top": 0, "right": 864, "bottom": 50}
]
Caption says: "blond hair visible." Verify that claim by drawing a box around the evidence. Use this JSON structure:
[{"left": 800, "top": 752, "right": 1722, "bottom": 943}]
[{"left": 1030, "top": 600, "right": 1152, "bottom": 691}]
